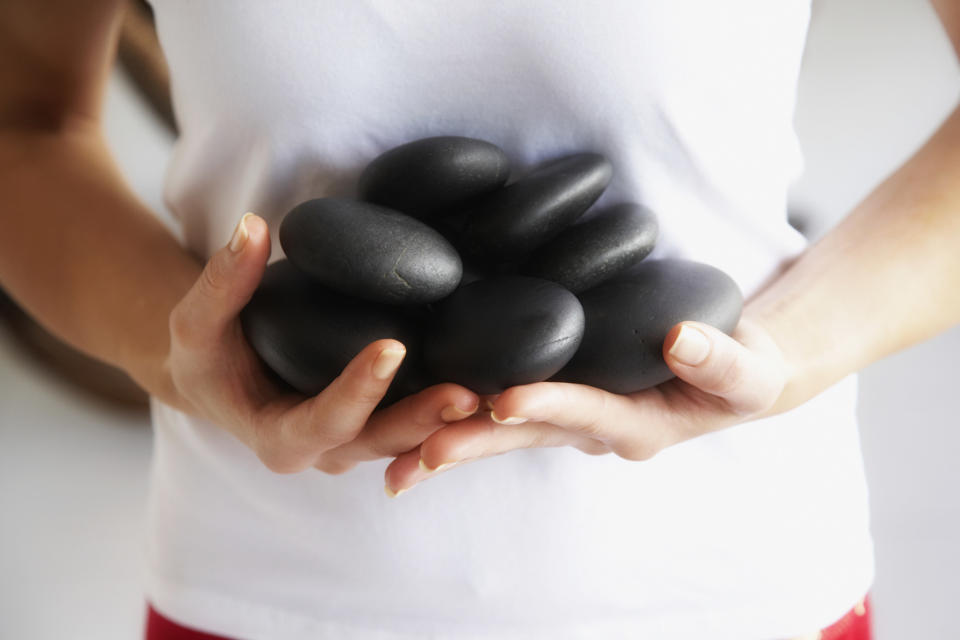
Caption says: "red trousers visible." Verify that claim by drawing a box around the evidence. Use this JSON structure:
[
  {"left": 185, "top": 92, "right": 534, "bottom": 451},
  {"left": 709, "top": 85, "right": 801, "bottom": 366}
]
[{"left": 146, "top": 597, "right": 872, "bottom": 640}]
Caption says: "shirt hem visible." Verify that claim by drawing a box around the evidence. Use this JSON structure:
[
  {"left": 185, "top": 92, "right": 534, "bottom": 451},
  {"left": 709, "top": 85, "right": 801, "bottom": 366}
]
[{"left": 143, "top": 569, "right": 876, "bottom": 640}]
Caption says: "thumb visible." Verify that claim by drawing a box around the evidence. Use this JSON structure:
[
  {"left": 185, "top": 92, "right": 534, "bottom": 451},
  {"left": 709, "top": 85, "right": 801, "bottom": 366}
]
[
  {"left": 174, "top": 213, "right": 271, "bottom": 343},
  {"left": 662, "top": 320, "right": 785, "bottom": 417}
]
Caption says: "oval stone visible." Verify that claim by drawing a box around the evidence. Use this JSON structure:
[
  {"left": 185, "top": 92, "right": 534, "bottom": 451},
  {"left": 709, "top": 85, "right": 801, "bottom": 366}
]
[
  {"left": 461, "top": 153, "right": 613, "bottom": 258},
  {"left": 554, "top": 259, "right": 743, "bottom": 393},
  {"left": 521, "top": 203, "right": 659, "bottom": 293},
  {"left": 358, "top": 136, "right": 510, "bottom": 218},
  {"left": 240, "top": 260, "right": 422, "bottom": 403},
  {"left": 279, "top": 198, "right": 463, "bottom": 305},
  {"left": 424, "top": 277, "right": 585, "bottom": 394}
]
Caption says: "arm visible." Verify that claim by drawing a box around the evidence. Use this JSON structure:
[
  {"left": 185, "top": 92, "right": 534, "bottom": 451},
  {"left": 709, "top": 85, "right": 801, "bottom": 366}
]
[
  {"left": 749, "top": 103, "right": 960, "bottom": 414},
  {"left": 0, "top": 1, "right": 478, "bottom": 474},
  {"left": 0, "top": 0, "right": 193, "bottom": 403},
  {"left": 385, "top": 3, "right": 960, "bottom": 491},
  {"left": 750, "top": 0, "right": 960, "bottom": 411}
]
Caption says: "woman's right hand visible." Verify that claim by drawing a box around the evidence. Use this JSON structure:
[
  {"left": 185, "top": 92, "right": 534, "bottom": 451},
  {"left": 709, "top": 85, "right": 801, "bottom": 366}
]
[{"left": 166, "top": 213, "right": 479, "bottom": 475}]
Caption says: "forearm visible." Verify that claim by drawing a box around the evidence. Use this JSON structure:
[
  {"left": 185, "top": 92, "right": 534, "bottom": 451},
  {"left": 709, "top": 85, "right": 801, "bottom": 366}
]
[
  {"left": 0, "top": 123, "right": 200, "bottom": 404},
  {"left": 747, "top": 103, "right": 960, "bottom": 413}
]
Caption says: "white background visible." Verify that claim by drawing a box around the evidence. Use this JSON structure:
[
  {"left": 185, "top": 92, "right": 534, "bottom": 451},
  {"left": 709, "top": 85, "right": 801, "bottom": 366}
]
[{"left": 1, "top": 1, "right": 958, "bottom": 638}]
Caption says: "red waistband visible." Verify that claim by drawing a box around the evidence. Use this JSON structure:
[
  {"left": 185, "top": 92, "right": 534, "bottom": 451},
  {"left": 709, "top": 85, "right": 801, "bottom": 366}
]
[{"left": 145, "top": 596, "right": 873, "bottom": 640}]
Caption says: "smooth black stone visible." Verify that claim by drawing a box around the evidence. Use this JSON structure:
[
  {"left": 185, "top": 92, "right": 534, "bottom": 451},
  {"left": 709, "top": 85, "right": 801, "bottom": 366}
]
[
  {"left": 424, "top": 277, "right": 585, "bottom": 394},
  {"left": 554, "top": 259, "right": 742, "bottom": 393},
  {"left": 240, "top": 260, "right": 422, "bottom": 401},
  {"left": 358, "top": 136, "right": 510, "bottom": 219},
  {"left": 461, "top": 153, "right": 613, "bottom": 258},
  {"left": 521, "top": 203, "right": 659, "bottom": 293},
  {"left": 279, "top": 198, "right": 462, "bottom": 305}
]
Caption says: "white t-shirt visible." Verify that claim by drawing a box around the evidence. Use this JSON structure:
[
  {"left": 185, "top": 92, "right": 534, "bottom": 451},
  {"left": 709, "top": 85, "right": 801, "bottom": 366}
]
[{"left": 146, "top": 2, "right": 873, "bottom": 638}]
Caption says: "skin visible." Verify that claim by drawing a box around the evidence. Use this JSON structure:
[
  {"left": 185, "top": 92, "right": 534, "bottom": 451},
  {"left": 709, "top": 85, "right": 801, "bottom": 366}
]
[
  {"left": 0, "top": 1, "right": 479, "bottom": 476},
  {"left": 386, "top": 0, "right": 960, "bottom": 492},
  {"left": 1, "top": 1, "right": 959, "bottom": 499}
]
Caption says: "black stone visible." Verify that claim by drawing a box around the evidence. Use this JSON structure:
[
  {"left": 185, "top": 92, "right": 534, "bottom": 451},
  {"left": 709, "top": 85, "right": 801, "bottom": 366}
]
[
  {"left": 521, "top": 203, "right": 659, "bottom": 293},
  {"left": 279, "top": 198, "right": 462, "bottom": 305},
  {"left": 461, "top": 153, "right": 613, "bottom": 258},
  {"left": 423, "top": 276, "right": 585, "bottom": 394},
  {"left": 358, "top": 136, "right": 510, "bottom": 219},
  {"left": 554, "top": 259, "right": 743, "bottom": 393},
  {"left": 240, "top": 260, "right": 423, "bottom": 402},
  {"left": 459, "top": 260, "right": 490, "bottom": 286}
]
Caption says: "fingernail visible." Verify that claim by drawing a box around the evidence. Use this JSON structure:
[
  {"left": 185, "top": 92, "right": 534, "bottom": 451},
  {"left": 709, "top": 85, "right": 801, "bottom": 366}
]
[
  {"left": 372, "top": 347, "right": 406, "bottom": 380},
  {"left": 440, "top": 397, "right": 480, "bottom": 423},
  {"left": 419, "top": 459, "right": 454, "bottom": 473},
  {"left": 490, "top": 411, "right": 527, "bottom": 425},
  {"left": 440, "top": 405, "right": 474, "bottom": 422},
  {"left": 669, "top": 325, "right": 711, "bottom": 366},
  {"left": 384, "top": 485, "right": 408, "bottom": 498},
  {"left": 229, "top": 213, "right": 254, "bottom": 253}
]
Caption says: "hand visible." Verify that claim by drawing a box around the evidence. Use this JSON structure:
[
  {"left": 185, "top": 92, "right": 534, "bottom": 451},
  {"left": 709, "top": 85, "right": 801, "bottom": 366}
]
[
  {"left": 384, "top": 317, "right": 788, "bottom": 495},
  {"left": 166, "top": 213, "right": 479, "bottom": 474}
]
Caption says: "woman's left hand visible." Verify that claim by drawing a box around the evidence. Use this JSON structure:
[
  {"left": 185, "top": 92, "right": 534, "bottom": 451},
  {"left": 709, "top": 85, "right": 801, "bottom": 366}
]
[{"left": 384, "top": 316, "right": 789, "bottom": 495}]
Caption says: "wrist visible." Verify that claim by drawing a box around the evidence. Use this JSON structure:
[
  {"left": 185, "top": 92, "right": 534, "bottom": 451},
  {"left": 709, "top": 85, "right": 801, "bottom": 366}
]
[{"left": 741, "top": 299, "right": 842, "bottom": 419}]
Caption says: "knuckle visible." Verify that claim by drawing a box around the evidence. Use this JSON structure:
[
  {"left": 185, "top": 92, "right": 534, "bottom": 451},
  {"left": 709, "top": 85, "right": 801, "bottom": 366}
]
[
  {"left": 326, "top": 431, "right": 356, "bottom": 451},
  {"left": 257, "top": 449, "right": 305, "bottom": 475},
  {"left": 362, "top": 435, "right": 393, "bottom": 459},
  {"left": 339, "top": 378, "right": 387, "bottom": 408},
  {"left": 523, "top": 428, "right": 555, "bottom": 450},
  {"left": 287, "top": 415, "right": 352, "bottom": 454},
  {"left": 712, "top": 355, "right": 747, "bottom": 395},
  {"left": 313, "top": 455, "right": 356, "bottom": 475},
  {"left": 577, "top": 440, "right": 610, "bottom": 456},
  {"left": 255, "top": 438, "right": 309, "bottom": 474},
  {"left": 615, "top": 441, "right": 657, "bottom": 462},
  {"left": 748, "top": 395, "right": 777, "bottom": 417},
  {"left": 575, "top": 391, "right": 609, "bottom": 438},
  {"left": 200, "top": 255, "right": 230, "bottom": 296},
  {"left": 168, "top": 305, "right": 193, "bottom": 347},
  {"left": 578, "top": 412, "right": 605, "bottom": 439},
  {"left": 734, "top": 372, "right": 785, "bottom": 417},
  {"left": 356, "top": 387, "right": 388, "bottom": 407}
]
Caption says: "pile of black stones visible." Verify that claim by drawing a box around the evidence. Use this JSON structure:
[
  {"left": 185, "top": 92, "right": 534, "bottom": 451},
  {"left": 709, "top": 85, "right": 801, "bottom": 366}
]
[{"left": 241, "top": 136, "right": 743, "bottom": 403}]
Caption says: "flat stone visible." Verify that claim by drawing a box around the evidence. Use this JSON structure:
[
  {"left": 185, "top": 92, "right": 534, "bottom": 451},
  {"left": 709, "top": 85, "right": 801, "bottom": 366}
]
[
  {"left": 279, "top": 198, "right": 462, "bottom": 305},
  {"left": 240, "top": 260, "right": 422, "bottom": 403},
  {"left": 424, "top": 276, "right": 585, "bottom": 394},
  {"left": 521, "top": 203, "right": 658, "bottom": 293},
  {"left": 358, "top": 136, "right": 510, "bottom": 219},
  {"left": 461, "top": 153, "right": 613, "bottom": 258},
  {"left": 554, "top": 259, "right": 742, "bottom": 393}
]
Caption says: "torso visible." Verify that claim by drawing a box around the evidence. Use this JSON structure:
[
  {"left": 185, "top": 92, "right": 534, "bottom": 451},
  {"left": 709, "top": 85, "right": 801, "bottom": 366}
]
[{"left": 144, "top": 3, "right": 873, "bottom": 638}]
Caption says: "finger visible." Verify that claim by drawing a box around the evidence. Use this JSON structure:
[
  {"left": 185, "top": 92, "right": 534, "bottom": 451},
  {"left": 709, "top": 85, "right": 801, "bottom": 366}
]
[
  {"left": 488, "top": 381, "right": 645, "bottom": 438},
  {"left": 662, "top": 319, "right": 786, "bottom": 416},
  {"left": 314, "top": 383, "right": 479, "bottom": 474},
  {"left": 383, "top": 417, "right": 602, "bottom": 495},
  {"left": 384, "top": 448, "right": 424, "bottom": 497},
  {"left": 419, "top": 415, "right": 590, "bottom": 473},
  {"left": 170, "top": 213, "right": 271, "bottom": 347},
  {"left": 488, "top": 382, "right": 680, "bottom": 461},
  {"left": 299, "top": 339, "right": 407, "bottom": 445},
  {"left": 256, "top": 339, "right": 406, "bottom": 473}
]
